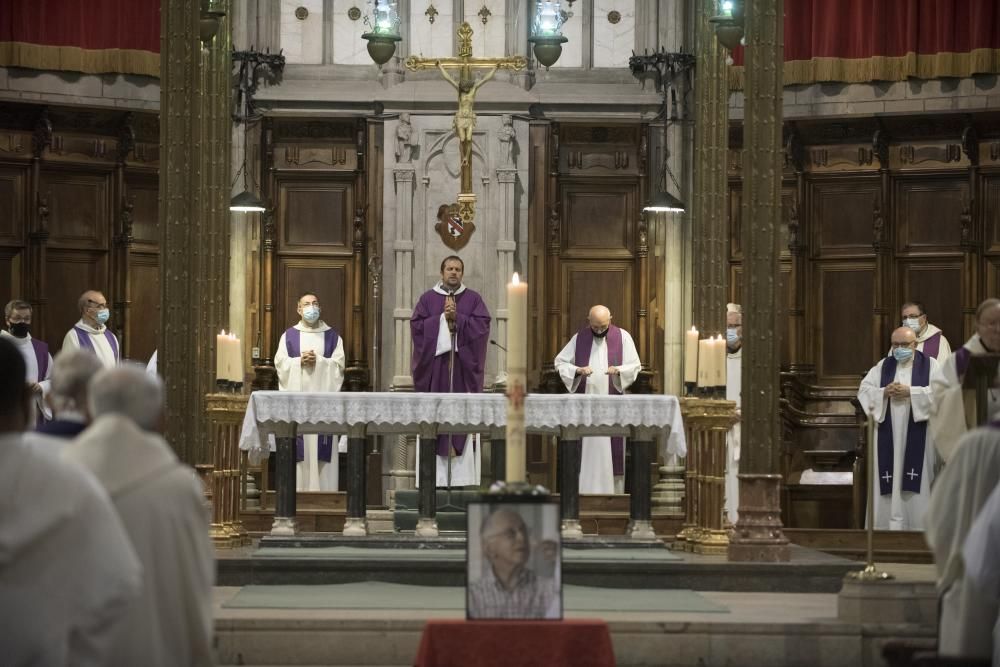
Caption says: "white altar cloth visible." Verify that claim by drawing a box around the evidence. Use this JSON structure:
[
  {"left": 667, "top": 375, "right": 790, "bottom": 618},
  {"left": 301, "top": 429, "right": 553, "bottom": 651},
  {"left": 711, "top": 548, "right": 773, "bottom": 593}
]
[{"left": 238, "top": 392, "right": 686, "bottom": 464}]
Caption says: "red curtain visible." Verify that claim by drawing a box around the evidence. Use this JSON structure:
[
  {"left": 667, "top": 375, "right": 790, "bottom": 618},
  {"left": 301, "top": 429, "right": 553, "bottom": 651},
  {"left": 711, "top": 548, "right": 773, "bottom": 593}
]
[
  {"left": 0, "top": 0, "right": 160, "bottom": 78},
  {"left": 730, "top": 0, "right": 1000, "bottom": 89}
]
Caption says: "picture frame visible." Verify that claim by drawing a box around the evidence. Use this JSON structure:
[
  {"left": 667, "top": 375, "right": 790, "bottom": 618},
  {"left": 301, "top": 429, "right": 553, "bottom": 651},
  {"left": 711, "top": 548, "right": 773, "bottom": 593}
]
[{"left": 466, "top": 495, "right": 562, "bottom": 620}]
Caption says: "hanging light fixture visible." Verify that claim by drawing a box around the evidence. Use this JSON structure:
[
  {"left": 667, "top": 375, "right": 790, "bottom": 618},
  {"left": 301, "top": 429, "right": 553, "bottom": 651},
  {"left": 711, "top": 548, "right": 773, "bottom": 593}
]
[
  {"left": 528, "top": 1, "right": 569, "bottom": 69},
  {"left": 362, "top": 0, "right": 402, "bottom": 66},
  {"left": 709, "top": 0, "right": 745, "bottom": 51}
]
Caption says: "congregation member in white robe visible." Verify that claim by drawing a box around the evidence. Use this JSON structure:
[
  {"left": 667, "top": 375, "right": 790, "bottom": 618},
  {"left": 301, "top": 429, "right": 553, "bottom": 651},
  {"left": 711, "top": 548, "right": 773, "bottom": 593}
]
[
  {"left": 925, "top": 423, "right": 1000, "bottom": 662},
  {"left": 857, "top": 326, "right": 943, "bottom": 530},
  {"left": 0, "top": 337, "right": 142, "bottom": 667},
  {"left": 274, "top": 291, "right": 347, "bottom": 491},
  {"left": 554, "top": 305, "right": 641, "bottom": 494},
  {"left": 25, "top": 349, "right": 102, "bottom": 446},
  {"left": 2, "top": 299, "right": 52, "bottom": 420},
  {"left": 725, "top": 304, "right": 742, "bottom": 525},
  {"left": 897, "top": 301, "right": 951, "bottom": 362},
  {"left": 930, "top": 298, "right": 1000, "bottom": 462},
  {"left": 62, "top": 363, "right": 215, "bottom": 667},
  {"left": 61, "top": 289, "right": 120, "bottom": 368},
  {"left": 962, "top": 480, "right": 1000, "bottom": 667}
]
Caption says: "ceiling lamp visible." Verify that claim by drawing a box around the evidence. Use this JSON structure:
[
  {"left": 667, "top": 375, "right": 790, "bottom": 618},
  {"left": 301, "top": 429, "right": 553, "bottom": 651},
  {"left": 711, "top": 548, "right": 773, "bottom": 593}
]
[
  {"left": 527, "top": 1, "right": 569, "bottom": 69},
  {"left": 709, "top": 0, "right": 745, "bottom": 51},
  {"left": 362, "top": 0, "right": 402, "bottom": 66}
]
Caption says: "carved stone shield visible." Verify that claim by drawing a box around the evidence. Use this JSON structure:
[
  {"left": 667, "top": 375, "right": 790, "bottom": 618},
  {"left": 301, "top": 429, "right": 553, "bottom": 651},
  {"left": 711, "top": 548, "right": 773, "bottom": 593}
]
[{"left": 435, "top": 202, "right": 475, "bottom": 250}]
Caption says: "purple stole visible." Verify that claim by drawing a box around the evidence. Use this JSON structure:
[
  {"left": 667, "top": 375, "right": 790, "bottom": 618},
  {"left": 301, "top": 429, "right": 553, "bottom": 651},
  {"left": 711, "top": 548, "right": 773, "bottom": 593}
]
[
  {"left": 921, "top": 332, "right": 942, "bottom": 359},
  {"left": 29, "top": 338, "right": 49, "bottom": 381},
  {"left": 73, "top": 326, "right": 119, "bottom": 361},
  {"left": 574, "top": 324, "right": 625, "bottom": 476},
  {"left": 36, "top": 419, "right": 87, "bottom": 439},
  {"left": 954, "top": 345, "right": 972, "bottom": 378},
  {"left": 877, "top": 350, "right": 930, "bottom": 496},
  {"left": 284, "top": 326, "right": 340, "bottom": 463}
]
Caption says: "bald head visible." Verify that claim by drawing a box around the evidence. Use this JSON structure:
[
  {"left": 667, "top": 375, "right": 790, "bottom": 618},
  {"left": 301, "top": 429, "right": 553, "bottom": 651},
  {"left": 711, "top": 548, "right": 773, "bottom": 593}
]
[
  {"left": 77, "top": 289, "right": 109, "bottom": 328},
  {"left": 890, "top": 326, "right": 917, "bottom": 346},
  {"left": 588, "top": 305, "right": 612, "bottom": 337}
]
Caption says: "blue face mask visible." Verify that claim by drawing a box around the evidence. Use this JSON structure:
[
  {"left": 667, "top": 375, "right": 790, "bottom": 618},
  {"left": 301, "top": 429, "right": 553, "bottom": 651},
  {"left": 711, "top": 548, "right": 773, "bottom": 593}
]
[
  {"left": 892, "top": 347, "right": 913, "bottom": 363},
  {"left": 726, "top": 328, "right": 740, "bottom": 345},
  {"left": 95, "top": 309, "right": 110, "bottom": 325},
  {"left": 302, "top": 306, "right": 320, "bottom": 323}
]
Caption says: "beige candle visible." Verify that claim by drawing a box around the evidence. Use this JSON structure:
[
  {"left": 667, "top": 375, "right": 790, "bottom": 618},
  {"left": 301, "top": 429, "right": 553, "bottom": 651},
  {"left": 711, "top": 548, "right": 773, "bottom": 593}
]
[
  {"left": 684, "top": 326, "right": 699, "bottom": 384},
  {"left": 505, "top": 272, "right": 528, "bottom": 483},
  {"left": 216, "top": 330, "right": 228, "bottom": 383},
  {"left": 697, "top": 337, "right": 712, "bottom": 388},
  {"left": 713, "top": 335, "right": 727, "bottom": 387}
]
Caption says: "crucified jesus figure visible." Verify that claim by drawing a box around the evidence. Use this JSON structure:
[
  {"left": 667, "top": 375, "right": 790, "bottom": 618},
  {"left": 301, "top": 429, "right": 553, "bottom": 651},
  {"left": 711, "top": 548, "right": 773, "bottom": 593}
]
[{"left": 437, "top": 63, "right": 499, "bottom": 169}]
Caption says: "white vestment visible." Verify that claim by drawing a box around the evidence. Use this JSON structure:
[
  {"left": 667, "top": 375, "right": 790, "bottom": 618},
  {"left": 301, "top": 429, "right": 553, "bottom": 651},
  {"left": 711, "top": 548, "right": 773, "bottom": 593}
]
[
  {"left": 918, "top": 323, "right": 952, "bottom": 363},
  {"left": 857, "top": 354, "right": 942, "bottom": 530},
  {"left": 61, "top": 320, "right": 119, "bottom": 369},
  {"left": 146, "top": 349, "right": 157, "bottom": 375},
  {"left": 930, "top": 333, "right": 1000, "bottom": 462},
  {"left": 1, "top": 330, "right": 53, "bottom": 419},
  {"left": 275, "top": 321, "right": 347, "bottom": 492},
  {"left": 554, "top": 328, "right": 641, "bottom": 495},
  {"left": 62, "top": 415, "right": 216, "bottom": 667},
  {"left": 725, "top": 348, "right": 742, "bottom": 525},
  {"left": 925, "top": 425, "right": 1000, "bottom": 660},
  {"left": 963, "top": 482, "right": 1000, "bottom": 666},
  {"left": 0, "top": 432, "right": 142, "bottom": 666}
]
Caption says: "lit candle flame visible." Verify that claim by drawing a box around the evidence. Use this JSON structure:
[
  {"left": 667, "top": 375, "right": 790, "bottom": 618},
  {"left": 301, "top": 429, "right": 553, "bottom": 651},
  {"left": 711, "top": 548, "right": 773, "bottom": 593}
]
[{"left": 512, "top": 272, "right": 520, "bottom": 285}]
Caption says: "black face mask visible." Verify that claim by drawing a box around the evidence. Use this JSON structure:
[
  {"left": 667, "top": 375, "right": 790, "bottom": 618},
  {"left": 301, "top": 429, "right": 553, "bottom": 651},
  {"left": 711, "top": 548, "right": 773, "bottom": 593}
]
[
  {"left": 592, "top": 328, "right": 608, "bottom": 338},
  {"left": 8, "top": 322, "right": 29, "bottom": 338}
]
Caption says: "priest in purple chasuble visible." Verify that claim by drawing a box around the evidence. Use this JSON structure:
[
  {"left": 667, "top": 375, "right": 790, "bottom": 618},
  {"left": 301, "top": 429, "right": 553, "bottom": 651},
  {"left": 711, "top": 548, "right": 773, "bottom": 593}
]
[
  {"left": 898, "top": 301, "right": 952, "bottom": 363},
  {"left": 274, "top": 292, "right": 347, "bottom": 492},
  {"left": 3, "top": 299, "right": 53, "bottom": 421},
  {"left": 61, "top": 290, "right": 120, "bottom": 369},
  {"left": 553, "top": 305, "right": 641, "bottom": 495},
  {"left": 411, "top": 256, "right": 491, "bottom": 487},
  {"left": 858, "top": 327, "right": 944, "bottom": 531}
]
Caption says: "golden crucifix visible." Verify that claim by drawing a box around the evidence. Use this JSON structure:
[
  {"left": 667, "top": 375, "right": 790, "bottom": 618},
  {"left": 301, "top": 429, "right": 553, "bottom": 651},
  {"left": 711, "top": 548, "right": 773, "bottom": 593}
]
[{"left": 405, "top": 22, "right": 526, "bottom": 224}]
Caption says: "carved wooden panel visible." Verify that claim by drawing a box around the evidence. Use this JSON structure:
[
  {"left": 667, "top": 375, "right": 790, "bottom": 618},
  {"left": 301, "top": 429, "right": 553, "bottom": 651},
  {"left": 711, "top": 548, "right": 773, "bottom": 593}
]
[
  {"left": 44, "top": 249, "right": 109, "bottom": 350},
  {"left": 729, "top": 182, "right": 795, "bottom": 259},
  {"left": 894, "top": 177, "right": 967, "bottom": 256},
  {"left": 561, "top": 182, "right": 635, "bottom": 258},
  {"left": 898, "top": 261, "right": 963, "bottom": 352},
  {"left": 274, "top": 145, "right": 357, "bottom": 171},
  {"left": 984, "top": 175, "right": 1000, "bottom": 253},
  {"left": 127, "top": 253, "right": 160, "bottom": 362},
  {"left": 0, "top": 249, "right": 20, "bottom": 306},
  {"left": 815, "top": 263, "right": 875, "bottom": 383},
  {"left": 125, "top": 172, "right": 159, "bottom": 248},
  {"left": 809, "top": 177, "right": 880, "bottom": 258},
  {"left": 0, "top": 165, "right": 26, "bottom": 245},
  {"left": 274, "top": 258, "right": 351, "bottom": 355},
  {"left": 39, "top": 169, "right": 110, "bottom": 250},
  {"left": 730, "top": 262, "right": 792, "bottom": 366},
  {"left": 277, "top": 178, "right": 353, "bottom": 253},
  {"left": 561, "top": 262, "right": 633, "bottom": 345},
  {"left": 806, "top": 145, "right": 880, "bottom": 173}
]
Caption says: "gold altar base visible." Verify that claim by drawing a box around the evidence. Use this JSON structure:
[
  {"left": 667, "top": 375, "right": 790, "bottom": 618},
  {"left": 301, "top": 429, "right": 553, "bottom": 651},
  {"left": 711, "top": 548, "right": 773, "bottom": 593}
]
[
  {"left": 206, "top": 392, "right": 251, "bottom": 548},
  {"left": 693, "top": 528, "right": 730, "bottom": 555},
  {"left": 728, "top": 473, "right": 791, "bottom": 562}
]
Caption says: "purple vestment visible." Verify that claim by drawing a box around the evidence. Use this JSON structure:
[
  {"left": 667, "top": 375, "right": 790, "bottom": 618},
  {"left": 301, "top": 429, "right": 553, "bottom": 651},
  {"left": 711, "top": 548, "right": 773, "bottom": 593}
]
[
  {"left": 921, "top": 331, "right": 942, "bottom": 359},
  {"left": 283, "top": 326, "right": 340, "bottom": 463},
  {"left": 73, "top": 326, "right": 119, "bottom": 361},
  {"left": 877, "top": 350, "right": 931, "bottom": 495},
  {"left": 410, "top": 287, "right": 491, "bottom": 456},
  {"left": 574, "top": 325, "right": 625, "bottom": 476},
  {"left": 30, "top": 338, "right": 49, "bottom": 381}
]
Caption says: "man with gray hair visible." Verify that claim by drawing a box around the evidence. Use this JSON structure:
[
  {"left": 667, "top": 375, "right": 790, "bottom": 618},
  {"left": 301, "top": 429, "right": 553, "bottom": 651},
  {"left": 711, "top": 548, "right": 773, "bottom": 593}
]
[
  {"left": 28, "top": 349, "right": 104, "bottom": 442},
  {"left": 62, "top": 363, "right": 215, "bottom": 667},
  {"left": 61, "top": 289, "right": 119, "bottom": 368}
]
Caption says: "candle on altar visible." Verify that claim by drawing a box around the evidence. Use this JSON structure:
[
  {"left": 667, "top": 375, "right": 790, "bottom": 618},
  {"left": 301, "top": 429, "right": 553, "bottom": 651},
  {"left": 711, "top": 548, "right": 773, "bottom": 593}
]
[
  {"left": 505, "top": 272, "right": 528, "bottom": 483},
  {"left": 684, "top": 326, "right": 699, "bottom": 384},
  {"left": 228, "top": 333, "right": 244, "bottom": 383},
  {"left": 697, "top": 336, "right": 712, "bottom": 388},
  {"left": 712, "top": 335, "right": 727, "bottom": 387},
  {"left": 216, "top": 330, "right": 228, "bottom": 383}
]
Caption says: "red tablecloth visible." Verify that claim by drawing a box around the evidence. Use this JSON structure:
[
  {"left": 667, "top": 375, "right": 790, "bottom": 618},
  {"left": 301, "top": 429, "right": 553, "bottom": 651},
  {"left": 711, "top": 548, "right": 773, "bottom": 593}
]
[{"left": 413, "top": 619, "right": 616, "bottom": 667}]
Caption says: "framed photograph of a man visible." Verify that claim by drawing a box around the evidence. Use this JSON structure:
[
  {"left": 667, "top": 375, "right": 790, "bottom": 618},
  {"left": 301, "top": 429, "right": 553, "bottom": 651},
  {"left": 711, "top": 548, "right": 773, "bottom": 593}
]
[{"left": 466, "top": 498, "right": 562, "bottom": 620}]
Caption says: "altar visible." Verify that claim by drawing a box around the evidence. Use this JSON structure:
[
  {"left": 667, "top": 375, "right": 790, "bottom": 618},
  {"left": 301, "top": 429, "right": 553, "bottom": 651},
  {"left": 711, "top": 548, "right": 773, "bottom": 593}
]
[{"left": 238, "top": 391, "right": 686, "bottom": 540}]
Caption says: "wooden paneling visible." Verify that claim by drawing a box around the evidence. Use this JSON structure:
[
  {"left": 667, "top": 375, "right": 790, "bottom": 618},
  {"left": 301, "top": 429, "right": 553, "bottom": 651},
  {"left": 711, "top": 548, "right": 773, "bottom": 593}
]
[
  {"left": 898, "top": 262, "right": 964, "bottom": 349},
  {"left": 39, "top": 169, "right": 110, "bottom": 250},
  {"left": 0, "top": 249, "right": 20, "bottom": 305},
  {"left": 562, "top": 262, "right": 633, "bottom": 342},
  {"left": 0, "top": 165, "right": 26, "bottom": 245},
  {"left": 126, "top": 172, "right": 159, "bottom": 248},
  {"left": 43, "top": 250, "right": 109, "bottom": 352},
  {"left": 816, "top": 263, "right": 875, "bottom": 382},
  {"left": 128, "top": 253, "right": 160, "bottom": 363},
  {"left": 894, "top": 177, "right": 967, "bottom": 255},
  {"left": 809, "top": 177, "right": 880, "bottom": 257},
  {"left": 731, "top": 263, "right": 792, "bottom": 366},
  {"left": 729, "top": 183, "right": 796, "bottom": 259},
  {"left": 983, "top": 174, "right": 1000, "bottom": 253},
  {"left": 277, "top": 178, "right": 353, "bottom": 253},
  {"left": 275, "top": 258, "right": 351, "bottom": 351},
  {"left": 561, "top": 182, "right": 635, "bottom": 257}
]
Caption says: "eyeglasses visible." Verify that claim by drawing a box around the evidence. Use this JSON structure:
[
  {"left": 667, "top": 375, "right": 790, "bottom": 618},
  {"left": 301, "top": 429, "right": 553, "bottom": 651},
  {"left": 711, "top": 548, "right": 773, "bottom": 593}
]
[
  {"left": 87, "top": 299, "right": 109, "bottom": 309},
  {"left": 890, "top": 342, "right": 915, "bottom": 349}
]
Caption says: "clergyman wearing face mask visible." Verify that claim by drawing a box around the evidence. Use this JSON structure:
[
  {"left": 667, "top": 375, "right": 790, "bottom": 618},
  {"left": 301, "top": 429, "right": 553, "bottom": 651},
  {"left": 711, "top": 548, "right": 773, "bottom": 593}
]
[
  {"left": 61, "top": 290, "right": 120, "bottom": 370},
  {"left": 2, "top": 299, "right": 54, "bottom": 419},
  {"left": 896, "top": 301, "right": 952, "bottom": 363}
]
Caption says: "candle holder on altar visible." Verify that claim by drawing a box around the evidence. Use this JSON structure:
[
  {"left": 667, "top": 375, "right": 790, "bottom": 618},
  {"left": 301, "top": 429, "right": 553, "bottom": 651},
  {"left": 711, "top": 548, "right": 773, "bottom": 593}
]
[{"left": 684, "top": 381, "right": 697, "bottom": 397}]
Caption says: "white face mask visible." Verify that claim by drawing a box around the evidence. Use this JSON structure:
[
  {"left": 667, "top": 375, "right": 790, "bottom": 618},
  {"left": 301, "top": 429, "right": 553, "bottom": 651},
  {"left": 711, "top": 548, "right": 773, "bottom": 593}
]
[
  {"left": 302, "top": 305, "right": 320, "bottom": 323},
  {"left": 903, "top": 317, "right": 921, "bottom": 333}
]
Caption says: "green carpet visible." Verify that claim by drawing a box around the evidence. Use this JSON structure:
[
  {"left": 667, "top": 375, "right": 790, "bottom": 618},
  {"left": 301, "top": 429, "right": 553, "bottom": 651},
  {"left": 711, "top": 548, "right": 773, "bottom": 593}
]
[
  {"left": 222, "top": 582, "right": 727, "bottom": 613},
  {"left": 253, "top": 546, "right": 681, "bottom": 562}
]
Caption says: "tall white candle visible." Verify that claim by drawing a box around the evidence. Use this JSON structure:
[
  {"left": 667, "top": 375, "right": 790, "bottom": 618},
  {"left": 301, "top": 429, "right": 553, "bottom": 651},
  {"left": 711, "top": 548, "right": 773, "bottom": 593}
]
[
  {"left": 697, "top": 337, "right": 712, "bottom": 388},
  {"left": 684, "top": 326, "right": 699, "bottom": 384},
  {"left": 216, "top": 330, "right": 227, "bottom": 383},
  {"left": 505, "top": 272, "right": 528, "bottom": 483},
  {"left": 713, "top": 335, "right": 727, "bottom": 388}
]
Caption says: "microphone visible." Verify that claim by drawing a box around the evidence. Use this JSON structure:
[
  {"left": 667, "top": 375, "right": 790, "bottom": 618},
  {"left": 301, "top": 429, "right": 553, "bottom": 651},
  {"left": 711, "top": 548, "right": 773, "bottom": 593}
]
[{"left": 490, "top": 339, "right": 507, "bottom": 352}]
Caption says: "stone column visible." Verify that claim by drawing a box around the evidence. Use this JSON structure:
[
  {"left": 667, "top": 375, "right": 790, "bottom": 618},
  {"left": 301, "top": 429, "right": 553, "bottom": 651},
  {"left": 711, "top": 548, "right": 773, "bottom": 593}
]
[
  {"left": 495, "top": 168, "right": 517, "bottom": 386},
  {"left": 728, "top": 0, "right": 790, "bottom": 563},
  {"left": 160, "top": 0, "right": 232, "bottom": 464}
]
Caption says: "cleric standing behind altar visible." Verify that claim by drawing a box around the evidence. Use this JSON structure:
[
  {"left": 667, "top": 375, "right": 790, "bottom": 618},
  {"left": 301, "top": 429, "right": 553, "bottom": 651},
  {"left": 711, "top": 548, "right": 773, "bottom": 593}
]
[
  {"left": 410, "top": 255, "right": 491, "bottom": 488},
  {"left": 857, "top": 326, "right": 944, "bottom": 531}
]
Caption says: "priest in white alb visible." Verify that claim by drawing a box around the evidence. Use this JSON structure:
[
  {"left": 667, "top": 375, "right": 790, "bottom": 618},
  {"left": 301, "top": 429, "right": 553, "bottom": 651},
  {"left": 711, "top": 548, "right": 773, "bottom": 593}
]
[
  {"left": 725, "top": 304, "right": 742, "bottom": 525},
  {"left": 554, "top": 305, "right": 641, "bottom": 494},
  {"left": 931, "top": 298, "right": 1000, "bottom": 462},
  {"left": 61, "top": 290, "right": 119, "bottom": 369},
  {"left": 899, "top": 301, "right": 951, "bottom": 362},
  {"left": 857, "top": 326, "right": 943, "bottom": 530},
  {"left": 274, "top": 292, "right": 347, "bottom": 491}
]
